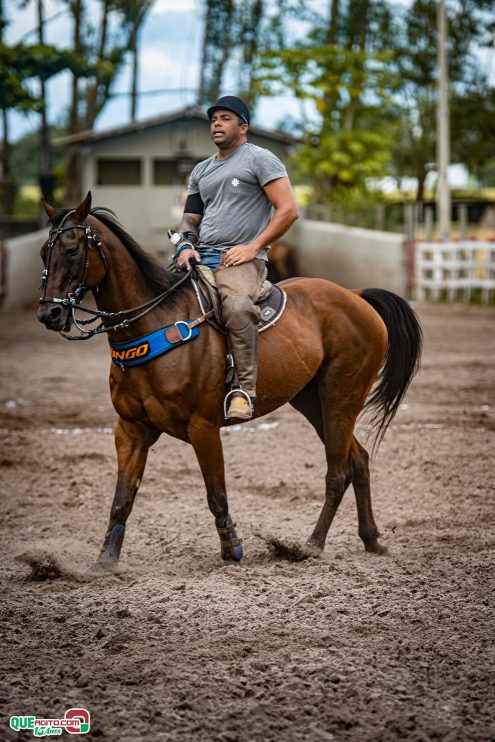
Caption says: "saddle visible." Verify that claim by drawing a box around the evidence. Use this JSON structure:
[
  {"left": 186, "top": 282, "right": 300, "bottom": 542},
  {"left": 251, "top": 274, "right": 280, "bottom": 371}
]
[{"left": 191, "top": 264, "right": 287, "bottom": 334}]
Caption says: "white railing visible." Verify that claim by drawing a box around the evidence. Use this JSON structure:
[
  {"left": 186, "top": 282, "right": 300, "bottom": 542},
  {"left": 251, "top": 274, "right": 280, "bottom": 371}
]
[{"left": 415, "top": 241, "right": 495, "bottom": 303}]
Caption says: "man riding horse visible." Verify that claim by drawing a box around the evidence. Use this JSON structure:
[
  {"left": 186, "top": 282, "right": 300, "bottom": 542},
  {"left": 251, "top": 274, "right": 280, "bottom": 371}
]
[{"left": 171, "top": 96, "right": 299, "bottom": 421}]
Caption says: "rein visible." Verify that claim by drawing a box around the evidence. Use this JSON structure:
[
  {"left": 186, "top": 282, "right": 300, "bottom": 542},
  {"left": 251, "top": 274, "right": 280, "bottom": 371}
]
[{"left": 39, "top": 211, "right": 193, "bottom": 341}]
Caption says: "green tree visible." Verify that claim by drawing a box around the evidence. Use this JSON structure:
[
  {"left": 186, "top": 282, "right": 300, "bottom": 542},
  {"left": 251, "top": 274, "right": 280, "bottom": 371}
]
[
  {"left": 0, "top": 0, "right": 15, "bottom": 217},
  {"left": 450, "top": 84, "right": 495, "bottom": 186},
  {"left": 116, "top": 0, "right": 155, "bottom": 122},
  {"left": 257, "top": 0, "right": 495, "bottom": 205},
  {"left": 11, "top": 126, "right": 66, "bottom": 184},
  {"left": 63, "top": 0, "right": 155, "bottom": 203},
  {"left": 84, "top": 0, "right": 123, "bottom": 129},
  {"left": 197, "top": 0, "right": 235, "bottom": 106},
  {"left": 197, "top": 0, "right": 268, "bottom": 112},
  {"left": 388, "top": 0, "right": 495, "bottom": 201},
  {"left": 0, "top": 37, "right": 89, "bottom": 215},
  {"left": 257, "top": 0, "right": 398, "bottom": 201}
]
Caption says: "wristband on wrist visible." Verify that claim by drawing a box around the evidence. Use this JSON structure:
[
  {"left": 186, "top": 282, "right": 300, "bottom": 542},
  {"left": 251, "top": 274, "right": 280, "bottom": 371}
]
[
  {"left": 182, "top": 231, "right": 198, "bottom": 245},
  {"left": 175, "top": 242, "right": 195, "bottom": 257},
  {"left": 168, "top": 229, "right": 198, "bottom": 246}
]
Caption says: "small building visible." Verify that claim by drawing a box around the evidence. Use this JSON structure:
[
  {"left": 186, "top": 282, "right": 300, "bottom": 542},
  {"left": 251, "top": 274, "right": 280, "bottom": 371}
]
[{"left": 54, "top": 105, "right": 295, "bottom": 254}]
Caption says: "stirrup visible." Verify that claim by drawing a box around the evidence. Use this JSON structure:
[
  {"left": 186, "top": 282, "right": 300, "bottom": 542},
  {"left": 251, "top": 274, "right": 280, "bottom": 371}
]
[{"left": 223, "top": 388, "right": 253, "bottom": 419}]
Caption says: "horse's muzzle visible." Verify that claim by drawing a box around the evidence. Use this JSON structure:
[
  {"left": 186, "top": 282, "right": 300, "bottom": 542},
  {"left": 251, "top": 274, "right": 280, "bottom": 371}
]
[{"left": 37, "top": 303, "right": 71, "bottom": 331}]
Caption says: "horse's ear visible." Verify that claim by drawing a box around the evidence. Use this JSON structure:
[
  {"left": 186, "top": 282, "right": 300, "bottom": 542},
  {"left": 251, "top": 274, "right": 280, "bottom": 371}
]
[
  {"left": 41, "top": 199, "right": 57, "bottom": 220},
  {"left": 74, "top": 191, "right": 92, "bottom": 221}
]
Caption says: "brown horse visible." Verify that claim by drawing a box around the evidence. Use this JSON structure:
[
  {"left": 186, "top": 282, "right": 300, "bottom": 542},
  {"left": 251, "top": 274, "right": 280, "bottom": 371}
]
[{"left": 37, "top": 193, "right": 422, "bottom": 569}]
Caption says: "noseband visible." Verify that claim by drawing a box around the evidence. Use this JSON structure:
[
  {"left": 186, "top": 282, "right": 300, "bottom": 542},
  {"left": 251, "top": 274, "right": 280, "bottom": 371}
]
[{"left": 39, "top": 210, "right": 192, "bottom": 341}]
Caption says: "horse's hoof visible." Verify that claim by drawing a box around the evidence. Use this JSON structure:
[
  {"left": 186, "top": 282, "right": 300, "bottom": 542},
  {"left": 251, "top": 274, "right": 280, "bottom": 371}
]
[
  {"left": 89, "top": 556, "right": 119, "bottom": 575},
  {"left": 365, "top": 541, "right": 388, "bottom": 555},
  {"left": 305, "top": 540, "right": 323, "bottom": 557},
  {"left": 222, "top": 542, "right": 244, "bottom": 563},
  {"left": 218, "top": 520, "right": 243, "bottom": 563},
  {"left": 92, "top": 524, "right": 125, "bottom": 574},
  {"left": 231, "top": 543, "right": 244, "bottom": 561}
]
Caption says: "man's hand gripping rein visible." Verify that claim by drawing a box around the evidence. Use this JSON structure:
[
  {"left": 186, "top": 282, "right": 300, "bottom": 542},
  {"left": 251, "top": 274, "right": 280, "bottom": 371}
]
[{"left": 168, "top": 229, "right": 201, "bottom": 271}]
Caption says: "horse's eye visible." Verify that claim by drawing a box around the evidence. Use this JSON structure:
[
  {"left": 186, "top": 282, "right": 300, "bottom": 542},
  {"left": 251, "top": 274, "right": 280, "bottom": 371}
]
[{"left": 66, "top": 246, "right": 79, "bottom": 257}]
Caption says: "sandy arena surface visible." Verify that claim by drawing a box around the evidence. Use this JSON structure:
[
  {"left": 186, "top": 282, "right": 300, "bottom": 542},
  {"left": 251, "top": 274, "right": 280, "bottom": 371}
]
[{"left": 1, "top": 302, "right": 494, "bottom": 741}]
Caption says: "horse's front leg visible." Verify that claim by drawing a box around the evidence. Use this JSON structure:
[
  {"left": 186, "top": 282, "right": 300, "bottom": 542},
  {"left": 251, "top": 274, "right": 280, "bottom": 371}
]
[
  {"left": 95, "top": 417, "right": 159, "bottom": 571},
  {"left": 188, "top": 418, "right": 243, "bottom": 563}
]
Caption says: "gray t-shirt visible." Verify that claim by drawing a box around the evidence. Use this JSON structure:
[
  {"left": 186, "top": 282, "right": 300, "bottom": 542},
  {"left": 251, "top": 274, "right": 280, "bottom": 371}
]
[{"left": 187, "top": 142, "right": 288, "bottom": 261}]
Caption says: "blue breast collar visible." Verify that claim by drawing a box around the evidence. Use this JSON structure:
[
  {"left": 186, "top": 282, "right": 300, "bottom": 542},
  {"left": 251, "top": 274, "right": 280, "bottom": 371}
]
[{"left": 109, "top": 320, "right": 199, "bottom": 368}]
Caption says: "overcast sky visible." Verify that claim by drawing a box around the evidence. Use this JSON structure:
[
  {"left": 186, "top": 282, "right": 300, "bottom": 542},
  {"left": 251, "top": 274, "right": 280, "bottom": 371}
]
[
  {"left": 7, "top": 0, "right": 309, "bottom": 142},
  {"left": 8, "top": 0, "right": 492, "bottom": 145}
]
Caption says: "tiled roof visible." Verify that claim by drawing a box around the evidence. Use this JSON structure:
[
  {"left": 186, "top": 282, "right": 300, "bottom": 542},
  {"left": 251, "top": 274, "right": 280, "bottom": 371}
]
[{"left": 53, "top": 105, "right": 295, "bottom": 147}]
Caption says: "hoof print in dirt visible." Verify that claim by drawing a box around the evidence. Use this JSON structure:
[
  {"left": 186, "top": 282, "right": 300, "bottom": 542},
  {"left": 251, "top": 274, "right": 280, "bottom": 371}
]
[
  {"left": 265, "top": 536, "right": 320, "bottom": 562},
  {"left": 17, "top": 552, "right": 64, "bottom": 582}
]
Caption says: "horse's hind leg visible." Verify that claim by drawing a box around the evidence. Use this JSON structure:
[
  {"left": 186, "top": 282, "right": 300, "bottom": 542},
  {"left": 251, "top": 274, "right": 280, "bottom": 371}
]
[
  {"left": 291, "top": 382, "right": 385, "bottom": 555},
  {"left": 351, "top": 436, "right": 386, "bottom": 554},
  {"left": 96, "top": 418, "right": 159, "bottom": 571},
  {"left": 291, "top": 380, "right": 354, "bottom": 552},
  {"left": 188, "top": 419, "right": 243, "bottom": 563},
  {"left": 306, "top": 378, "right": 359, "bottom": 553}
]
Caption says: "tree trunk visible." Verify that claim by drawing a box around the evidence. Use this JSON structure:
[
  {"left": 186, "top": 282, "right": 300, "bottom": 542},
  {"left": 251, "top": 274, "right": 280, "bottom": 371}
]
[
  {"left": 65, "top": 0, "right": 83, "bottom": 205},
  {"left": 343, "top": 0, "right": 369, "bottom": 132},
  {"left": 416, "top": 166, "right": 427, "bottom": 205},
  {"left": 86, "top": 0, "right": 109, "bottom": 129},
  {"left": 38, "top": 0, "right": 54, "bottom": 216},
  {"left": 327, "top": 0, "right": 339, "bottom": 44},
  {"left": 0, "top": 108, "right": 15, "bottom": 218},
  {"left": 0, "top": 0, "right": 14, "bottom": 218},
  {"left": 130, "top": 26, "right": 139, "bottom": 122},
  {"left": 197, "top": 0, "right": 234, "bottom": 106},
  {"left": 197, "top": 1, "right": 213, "bottom": 105},
  {"left": 319, "top": 173, "right": 333, "bottom": 203},
  {"left": 238, "top": 0, "right": 263, "bottom": 111},
  {"left": 321, "top": 0, "right": 340, "bottom": 128}
]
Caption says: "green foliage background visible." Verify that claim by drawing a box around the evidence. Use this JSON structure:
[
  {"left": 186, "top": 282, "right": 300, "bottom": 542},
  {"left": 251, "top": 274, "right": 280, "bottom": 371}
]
[{"left": 2, "top": 0, "right": 494, "bottom": 217}]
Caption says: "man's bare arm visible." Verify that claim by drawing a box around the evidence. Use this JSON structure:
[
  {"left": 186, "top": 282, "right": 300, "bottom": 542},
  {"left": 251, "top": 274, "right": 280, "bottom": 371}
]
[
  {"left": 176, "top": 212, "right": 202, "bottom": 236},
  {"left": 223, "top": 177, "right": 299, "bottom": 267}
]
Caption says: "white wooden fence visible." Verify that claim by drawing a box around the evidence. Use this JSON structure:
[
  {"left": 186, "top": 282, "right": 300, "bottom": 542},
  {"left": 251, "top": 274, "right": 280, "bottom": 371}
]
[{"left": 415, "top": 241, "right": 495, "bottom": 303}]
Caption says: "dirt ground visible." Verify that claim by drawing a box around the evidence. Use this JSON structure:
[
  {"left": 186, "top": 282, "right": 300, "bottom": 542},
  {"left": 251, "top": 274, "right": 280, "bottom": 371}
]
[{"left": 1, "top": 302, "right": 494, "bottom": 742}]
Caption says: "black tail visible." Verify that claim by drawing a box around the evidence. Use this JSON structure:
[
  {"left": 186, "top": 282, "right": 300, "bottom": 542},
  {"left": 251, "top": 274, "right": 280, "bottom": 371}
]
[{"left": 360, "top": 288, "right": 423, "bottom": 451}]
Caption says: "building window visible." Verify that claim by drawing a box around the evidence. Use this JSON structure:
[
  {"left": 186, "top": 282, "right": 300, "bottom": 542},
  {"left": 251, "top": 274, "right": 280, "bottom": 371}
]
[
  {"left": 153, "top": 159, "right": 179, "bottom": 185},
  {"left": 153, "top": 158, "right": 196, "bottom": 185},
  {"left": 96, "top": 158, "right": 141, "bottom": 185}
]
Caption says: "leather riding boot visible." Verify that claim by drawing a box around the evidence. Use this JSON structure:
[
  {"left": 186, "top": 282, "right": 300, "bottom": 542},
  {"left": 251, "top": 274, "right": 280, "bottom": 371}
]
[
  {"left": 226, "top": 393, "right": 253, "bottom": 421},
  {"left": 214, "top": 258, "right": 267, "bottom": 403},
  {"left": 223, "top": 309, "right": 259, "bottom": 398}
]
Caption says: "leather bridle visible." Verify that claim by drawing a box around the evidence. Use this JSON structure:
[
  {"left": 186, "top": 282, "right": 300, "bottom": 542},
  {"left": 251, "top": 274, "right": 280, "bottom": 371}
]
[
  {"left": 39, "top": 210, "right": 192, "bottom": 341},
  {"left": 40, "top": 210, "right": 107, "bottom": 305}
]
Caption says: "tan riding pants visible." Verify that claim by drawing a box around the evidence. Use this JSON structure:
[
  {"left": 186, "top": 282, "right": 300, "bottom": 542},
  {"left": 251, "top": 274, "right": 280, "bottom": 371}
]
[{"left": 214, "top": 257, "right": 267, "bottom": 398}]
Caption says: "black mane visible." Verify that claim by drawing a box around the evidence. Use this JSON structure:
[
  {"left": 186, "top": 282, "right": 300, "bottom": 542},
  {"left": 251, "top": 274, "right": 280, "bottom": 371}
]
[{"left": 50, "top": 206, "right": 182, "bottom": 295}]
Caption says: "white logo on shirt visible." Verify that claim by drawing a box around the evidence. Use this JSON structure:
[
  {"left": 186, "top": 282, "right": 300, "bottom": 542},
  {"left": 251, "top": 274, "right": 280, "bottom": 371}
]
[{"left": 231, "top": 178, "right": 240, "bottom": 187}]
